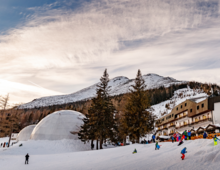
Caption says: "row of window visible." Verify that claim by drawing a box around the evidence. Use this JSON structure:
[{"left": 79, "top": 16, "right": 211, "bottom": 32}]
[
  {"left": 160, "top": 103, "right": 205, "bottom": 124},
  {"left": 176, "top": 103, "right": 205, "bottom": 111},
  {"left": 176, "top": 103, "right": 187, "bottom": 111}
]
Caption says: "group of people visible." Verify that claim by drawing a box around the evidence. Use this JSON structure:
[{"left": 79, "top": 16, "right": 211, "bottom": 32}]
[
  {"left": 153, "top": 130, "right": 220, "bottom": 160},
  {"left": 141, "top": 139, "right": 152, "bottom": 144},
  {"left": 171, "top": 130, "right": 192, "bottom": 143}
]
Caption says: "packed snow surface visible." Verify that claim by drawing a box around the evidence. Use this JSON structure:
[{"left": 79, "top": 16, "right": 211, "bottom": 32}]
[
  {"left": 31, "top": 110, "right": 85, "bottom": 140},
  {"left": 18, "top": 74, "right": 183, "bottom": 109},
  {"left": 1, "top": 138, "right": 220, "bottom": 170},
  {"left": 17, "top": 125, "right": 36, "bottom": 141},
  {"left": 150, "top": 88, "right": 208, "bottom": 118}
]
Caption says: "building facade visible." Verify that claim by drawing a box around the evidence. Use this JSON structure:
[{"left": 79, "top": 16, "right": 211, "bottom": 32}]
[{"left": 156, "top": 96, "right": 220, "bottom": 136}]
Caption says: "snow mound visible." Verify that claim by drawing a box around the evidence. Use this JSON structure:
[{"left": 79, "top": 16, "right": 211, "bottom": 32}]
[
  {"left": 17, "top": 125, "right": 36, "bottom": 141},
  {"left": 18, "top": 74, "right": 183, "bottom": 109},
  {"left": 31, "top": 110, "right": 85, "bottom": 140},
  {"left": 0, "top": 139, "right": 90, "bottom": 155}
]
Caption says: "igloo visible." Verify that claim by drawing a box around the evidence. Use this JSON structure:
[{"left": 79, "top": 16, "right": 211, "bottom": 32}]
[
  {"left": 31, "top": 110, "right": 85, "bottom": 140},
  {"left": 17, "top": 125, "right": 36, "bottom": 141}
]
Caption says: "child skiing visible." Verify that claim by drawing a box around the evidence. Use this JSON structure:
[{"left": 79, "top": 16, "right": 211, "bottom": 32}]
[
  {"left": 213, "top": 135, "right": 219, "bottom": 146},
  {"left": 181, "top": 147, "right": 187, "bottom": 160},
  {"left": 132, "top": 148, "right": 137, "bottom": 154},
  {"left": 155, "top": 141, "right": 160, "bottom": 150}
]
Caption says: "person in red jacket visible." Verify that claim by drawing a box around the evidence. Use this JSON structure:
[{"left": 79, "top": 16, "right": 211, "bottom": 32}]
[{"left": 173, "top": 133, "right": 177, "bottom": 142}]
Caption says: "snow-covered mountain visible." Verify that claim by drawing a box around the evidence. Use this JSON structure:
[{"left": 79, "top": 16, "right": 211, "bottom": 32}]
[{"left": 18, "top": 73, "right": 183, "bottom": 109}]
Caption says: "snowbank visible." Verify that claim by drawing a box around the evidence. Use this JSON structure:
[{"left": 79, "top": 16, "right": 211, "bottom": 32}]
[{"left": 1, "top": 138, "right": 220, "bottom": 170}]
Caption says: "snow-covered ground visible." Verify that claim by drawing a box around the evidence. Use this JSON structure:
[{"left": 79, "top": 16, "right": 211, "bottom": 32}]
[
  {"left": 150, "top": 87, "right": 208, "bottom": 118},
  {"left": 1, "top": 138, "right": 220, "bottom": 170},
  {"left": 18, "top": 74, "right": 184, "bottom": 109}
]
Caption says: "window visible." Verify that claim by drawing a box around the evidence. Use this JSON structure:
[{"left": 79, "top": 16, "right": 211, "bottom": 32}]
[
  {"left": 176, "top": 107, "right": 178, "bottom": 111},
  {"left": 190, "top": 109, "right": 192, "bottom": 113},
  {"left": 185, "top": 103, "right": 187, "bottom": 107},
  {"left": 181, "top": 105, "right": 182, "bottom": 109},
  {"left": 197, "top": 106, "right": 199, "bottom": 110},
  {"left": 202, "top": 104, "right": 204, "bottom": 108},
  {"left": 172, "top": 114, "right": 174, "bottom": 117}
]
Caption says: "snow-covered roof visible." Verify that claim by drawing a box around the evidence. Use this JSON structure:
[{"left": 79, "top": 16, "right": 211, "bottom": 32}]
[
  {"left": 31, "top": 110, "right": 85, "bottom": 140},
  {"left": 189, "top": 96, "right": 208, "bottom": 103},
  {"left": 17, "top": 125, "right": 36, "bottom": 141}
]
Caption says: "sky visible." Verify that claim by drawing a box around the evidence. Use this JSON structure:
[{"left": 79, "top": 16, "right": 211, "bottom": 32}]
[{"left": 1, "top": 0, "right": 220, "bottom": 104}]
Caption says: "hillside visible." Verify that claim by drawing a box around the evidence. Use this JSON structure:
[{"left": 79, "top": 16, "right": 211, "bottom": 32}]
[{"left": 18, "top": 73, "right": 184, "bottom": 109}]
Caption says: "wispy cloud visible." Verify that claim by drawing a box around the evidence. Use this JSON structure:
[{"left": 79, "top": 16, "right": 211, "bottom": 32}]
[{"left": 1, "top": 0, "right": 220, "bottom": 103}]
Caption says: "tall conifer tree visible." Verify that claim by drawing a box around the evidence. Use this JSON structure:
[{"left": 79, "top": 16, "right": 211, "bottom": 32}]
[
  {"left": 78, "top": 69, "right": 117, "bottom": 149},
  {"left": 122, "top": 70, "right": 155, "bottom": 143}
]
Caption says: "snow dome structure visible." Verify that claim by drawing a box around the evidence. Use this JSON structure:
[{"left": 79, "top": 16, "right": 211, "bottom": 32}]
[
  {"left": 31, "top": 110, "right": 85, "bottom": 140},
  {"left": 17, "top": 125, "right": 36, "bottom": 141}
]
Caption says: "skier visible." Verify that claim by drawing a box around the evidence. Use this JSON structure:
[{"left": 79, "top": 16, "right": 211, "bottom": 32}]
[
  {"left": 171, "top": 136, "right": 174, "bottom": 143},
  {"left": 152, "top": 135, "right": 156, "bottom": 143},
  {"left": 178, "top": 136, "right": 184, "bottom": 146},
  {"left": 155, "top": 141, "right": 160, "bottom": 150},
  {"left": 203, "top": 131, "right": 208, "bottom": 139},
  {"left": 25, "top": 153, "right": 29, "bottom": 164},
  {"left": 173, "top": 133, "right": 177, "bottom": 142},
  {"left": 184, "top": 130, "right": 188, "bottom": 140},
  {"left": 181, "top": 147, "right": 187, "bottom": 160},
  {"left": 213, "top": 135, "right": 219, "bottom": 146},
  {"left": 188, "top": 130, "right": 191, "bottom": 140},
  {"left": 176, "top": 133, "right": 180, "bottom": 142},
  {"left": 133, "top": 148, "right": 137, "bottom": 154}
]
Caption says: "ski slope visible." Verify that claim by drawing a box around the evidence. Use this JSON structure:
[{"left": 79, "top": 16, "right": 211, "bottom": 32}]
[
  {"left": 18, "top": 74, "right": 183, "bottom": 109},
  {"left": 1, "top": 138, "right": 220, "bottom": 170}
]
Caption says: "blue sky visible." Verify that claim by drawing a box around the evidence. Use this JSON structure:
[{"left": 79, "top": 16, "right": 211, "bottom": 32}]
[
  {"left": 0, "top": 0, "right": 220, "bottom": 104},
  {"left": 0, "top": 0, "right": 55, "bottom": 32}
]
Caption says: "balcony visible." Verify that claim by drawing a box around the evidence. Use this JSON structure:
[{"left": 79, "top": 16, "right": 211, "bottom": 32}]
[
  {"left": 191, "top": 118, "right": 212, "bottom": 125},
  {"left": 176, "top": 124, "right": 188, "bottom": 129},
  {"left": 175, "top": 115, "right": 187, "bottom": 120},
  {"left": 169, "top": 124, "right": 175, "bottom": 128},
  {"left": 162, "top": 126, "right": 168, "bottom": 130}
]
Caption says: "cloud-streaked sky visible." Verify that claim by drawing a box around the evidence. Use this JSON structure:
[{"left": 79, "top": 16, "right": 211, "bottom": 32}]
[{"left": 1, "top": 0, "right": 220, "bottom": 104}]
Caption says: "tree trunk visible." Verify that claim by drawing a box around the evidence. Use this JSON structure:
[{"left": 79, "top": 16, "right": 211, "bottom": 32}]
[
  {"left": 91, "top": 140, "right": 94, "bottom": 150},
  {"left": 123, "top": 136, "right": 126, "bottom": 146},
  {"left": 96, "top": 140, "right": 98, "bottom": 150},
  {"left": 8, "top": 129, "right": 12, "bottom": 147},
  {"left": 100, "top": 137, "right": 103, "bottom": 149}
]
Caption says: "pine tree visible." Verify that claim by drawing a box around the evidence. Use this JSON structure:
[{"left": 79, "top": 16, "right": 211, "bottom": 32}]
[
  {"left": 78, "top": 69, "right": 118, "bottom": 149},
  {"left": 0, "top": 114, "right": 20, "bottom": 147},
  {"left": 122, "top": 69, "right": 156, "bottom": 143}
]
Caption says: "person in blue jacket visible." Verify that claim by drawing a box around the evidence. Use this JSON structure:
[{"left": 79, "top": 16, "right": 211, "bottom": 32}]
[
  {"left": 188, "top": 130, "right": 191, "bottom": 140},
  {"left": 181, "top": 147, "right": 187, "bottom": 160},
  {"left": 152, "top": 135, "right": 156, "bottom": 143},
  {"left": 203, "top": 131, "right": 208, "bottom": 139},
  {"left": 171, "top": 136, "right": 174, "bottom": 143}
]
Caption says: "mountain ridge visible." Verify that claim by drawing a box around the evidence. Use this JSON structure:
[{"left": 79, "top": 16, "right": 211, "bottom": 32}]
[{"left": 18, "top": 73, "right": 184, "bottom": 109}]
